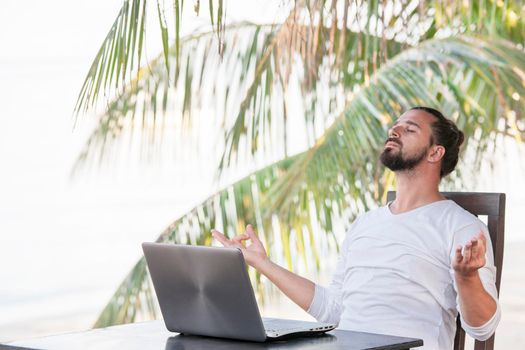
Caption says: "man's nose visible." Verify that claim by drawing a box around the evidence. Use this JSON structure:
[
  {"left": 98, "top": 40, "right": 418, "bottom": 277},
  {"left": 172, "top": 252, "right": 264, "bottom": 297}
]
[{"left": 389, "top": 125, "right": 400, "bottom": 138}]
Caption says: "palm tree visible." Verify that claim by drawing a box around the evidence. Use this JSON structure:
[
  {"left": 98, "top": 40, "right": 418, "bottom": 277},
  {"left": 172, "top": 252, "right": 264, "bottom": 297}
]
[{"left": 75, "top": 0, "right": 525, "bottom": 327}]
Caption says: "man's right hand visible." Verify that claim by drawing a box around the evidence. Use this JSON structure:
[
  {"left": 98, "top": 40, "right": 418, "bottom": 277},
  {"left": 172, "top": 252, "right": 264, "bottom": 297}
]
[
  {"left": 212, "top": 224, "right": 268, "bottom": 269},
  {"left": 213, "top": 224, "right": 316, "bottom": 311}
]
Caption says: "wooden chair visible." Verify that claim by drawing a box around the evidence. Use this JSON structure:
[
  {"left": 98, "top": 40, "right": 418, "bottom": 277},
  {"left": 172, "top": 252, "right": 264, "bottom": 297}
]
[{"left": 386, "top": 192, "right": 505, "bottom": 350}]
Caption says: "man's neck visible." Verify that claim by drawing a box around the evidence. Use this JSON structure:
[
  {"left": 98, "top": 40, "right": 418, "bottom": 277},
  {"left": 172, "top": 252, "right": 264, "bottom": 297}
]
[{"left": 390, "top": 168, "right": 444, "bottom": 214}]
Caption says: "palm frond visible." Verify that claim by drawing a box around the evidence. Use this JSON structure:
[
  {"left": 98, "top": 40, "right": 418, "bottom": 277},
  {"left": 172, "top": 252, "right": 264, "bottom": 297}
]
[
  {"left": 94, "top": 259, "right": 155, "bottom": 327},
  {"left": 74, "top": 0, "right": 525, "bottom": 175},
  {"left": 221, "top": 0, "right": 525, "bottom": 170},
  {"left": 73, "top": 12, "right": 412, "bottom": 174},
  {"left": 425, "top": 0, "right": 525, "bottom": 42},
  {"left": 74, "top": 0, "right": 229, "bottom": 117},
  {"left": 72, "top": 22, "right": 274, "bottom": 174},
  {"left": 74, "top": 0, "right": 148, "bottom": 118}
]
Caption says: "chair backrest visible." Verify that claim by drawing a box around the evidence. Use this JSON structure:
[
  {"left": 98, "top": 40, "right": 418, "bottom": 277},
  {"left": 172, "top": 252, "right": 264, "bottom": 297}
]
[{"left": 386, "top": 192, "right": 505, "bottom": 350}]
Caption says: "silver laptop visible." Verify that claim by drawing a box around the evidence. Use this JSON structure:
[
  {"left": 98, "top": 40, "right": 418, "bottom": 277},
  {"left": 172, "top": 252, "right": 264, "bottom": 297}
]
[{"left": 142, "top": 243, "right": 336, "bottom": 342}]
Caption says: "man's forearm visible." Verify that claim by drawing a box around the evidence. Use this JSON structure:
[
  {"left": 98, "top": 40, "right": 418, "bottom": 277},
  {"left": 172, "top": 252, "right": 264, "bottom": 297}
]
[
  {"left": 455, "top": 272, "right": 497, "bottom": 327},
  {"left": 255, "top": 258, "right": 316, "bottom": 311}
]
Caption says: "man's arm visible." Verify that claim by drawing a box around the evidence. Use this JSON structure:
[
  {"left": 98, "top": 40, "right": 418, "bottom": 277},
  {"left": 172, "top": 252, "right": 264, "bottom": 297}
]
[
  {"left": 453, "top": 232, "right": 497, "bottom": 327},
  {"left": 212, "top": 225, "right": 315, "bottom": 311}
]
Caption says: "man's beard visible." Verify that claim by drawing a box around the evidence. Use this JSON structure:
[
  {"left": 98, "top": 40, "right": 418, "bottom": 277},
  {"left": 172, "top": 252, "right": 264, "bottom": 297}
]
[{"left": 380, "top": 143, "right": 428, "bottom": 172}]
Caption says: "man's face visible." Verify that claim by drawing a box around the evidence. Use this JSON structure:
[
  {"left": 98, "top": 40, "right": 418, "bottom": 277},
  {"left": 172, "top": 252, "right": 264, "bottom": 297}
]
[{"left": 380, "top": 110, "right": 435, "bottom": 172}]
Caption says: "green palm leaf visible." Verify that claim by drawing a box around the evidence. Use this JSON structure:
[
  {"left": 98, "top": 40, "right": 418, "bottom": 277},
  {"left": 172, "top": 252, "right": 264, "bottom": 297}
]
[
  {"left": 75, "top": 0, "right": 525, "bottom": 174},
  {"left": 73, "top": 18, "right": 409, "bottom": 173},
  {"left": 74, "top": 0, "right": 227, "bottom": 118}
]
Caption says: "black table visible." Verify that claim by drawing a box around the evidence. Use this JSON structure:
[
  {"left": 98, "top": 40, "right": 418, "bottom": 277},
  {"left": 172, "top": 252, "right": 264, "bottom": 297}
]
[{"left": 0, "top": 320, "right": 423, "bottom": 350}]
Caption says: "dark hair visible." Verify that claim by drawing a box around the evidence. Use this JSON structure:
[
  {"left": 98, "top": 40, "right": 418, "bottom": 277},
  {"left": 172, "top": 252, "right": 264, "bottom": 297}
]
[{"left": 410, "top": 106, "right": 464, "bottom": 178}]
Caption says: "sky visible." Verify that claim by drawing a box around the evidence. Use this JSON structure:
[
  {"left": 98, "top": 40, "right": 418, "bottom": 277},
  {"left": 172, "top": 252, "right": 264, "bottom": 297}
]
[{"left": 0, "top": 0, "right": 524, "bottom": 345}]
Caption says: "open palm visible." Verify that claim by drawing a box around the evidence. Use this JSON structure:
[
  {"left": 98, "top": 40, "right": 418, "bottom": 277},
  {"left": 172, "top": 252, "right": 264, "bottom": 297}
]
[{"left": 453, "top": 232, "right": 487, "bottom": 278}]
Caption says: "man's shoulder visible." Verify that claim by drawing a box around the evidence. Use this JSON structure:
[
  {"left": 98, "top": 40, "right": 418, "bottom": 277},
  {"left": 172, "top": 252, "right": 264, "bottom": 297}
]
[
  {"left": 423, "top": 200, "right": 488, "bottom": 239},
  {"left": 438, "top": 200, "right": 480, "bottom": 225}
]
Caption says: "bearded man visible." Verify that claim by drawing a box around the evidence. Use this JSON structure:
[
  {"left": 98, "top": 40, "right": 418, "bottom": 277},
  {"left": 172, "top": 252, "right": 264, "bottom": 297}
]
[{"left": 213, "top": 107, "right": 500, "bottom": 350}]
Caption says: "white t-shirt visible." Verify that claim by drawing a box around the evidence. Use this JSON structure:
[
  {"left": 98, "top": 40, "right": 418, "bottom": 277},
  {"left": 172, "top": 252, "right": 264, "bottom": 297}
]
[{"left": 308, "top": 200, "right": 501, "bottom": 350}]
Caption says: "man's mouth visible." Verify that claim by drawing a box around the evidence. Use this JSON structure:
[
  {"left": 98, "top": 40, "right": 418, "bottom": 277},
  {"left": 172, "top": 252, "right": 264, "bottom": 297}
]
[{"left": 384, "top": 138, "right": 401, "bottom": 148}]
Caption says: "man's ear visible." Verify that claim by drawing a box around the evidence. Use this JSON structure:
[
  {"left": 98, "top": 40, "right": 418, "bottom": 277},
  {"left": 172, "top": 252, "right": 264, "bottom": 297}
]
[{"left": 428, "top": 145, "right": 445, "bottom": 163}]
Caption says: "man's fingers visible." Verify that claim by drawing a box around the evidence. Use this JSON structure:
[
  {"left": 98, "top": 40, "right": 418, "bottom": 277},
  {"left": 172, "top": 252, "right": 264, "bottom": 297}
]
[
  {"left": 478, "top": 232, "right": 487, "bottom": 251},
  {"left": 246, "top": 224, "right": 260, "bottom": 242},
  {"left": 454, "top": 245, "right": 463, "bottom": 264},
  {"left": 232, "top": 233, "right": 249, "bottom": 245},
  {"left": 212, "top": 230, "right": 251, "bottom": 250},
  {"left": 211, "top": 230, "right": 233, "bottom": 247},
  {"left": 478, "top": 231, "right": 486, "bottom": 242},
  {"left": 470, "top": 239, "right": 479, "bottom": 257},
  {"left": 463, "top": 242, "right": 472, "bottom": 263},
  {"left": 454, "top": 233, "right": 489, "bottom": 275}
]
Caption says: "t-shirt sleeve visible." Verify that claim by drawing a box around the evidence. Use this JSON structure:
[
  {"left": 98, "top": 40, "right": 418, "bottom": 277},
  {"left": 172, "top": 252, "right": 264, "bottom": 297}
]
[
  {"left": 307, "top": 222, "right": 355, "bottom": 325},
  {"left": 450, "top": 221, "right": 501, "bottom": 340}
]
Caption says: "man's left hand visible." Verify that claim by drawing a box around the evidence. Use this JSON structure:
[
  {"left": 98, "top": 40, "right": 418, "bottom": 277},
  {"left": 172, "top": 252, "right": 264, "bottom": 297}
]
[{"left": 453, "top": 231, "right": 487, "bottom": 279}]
